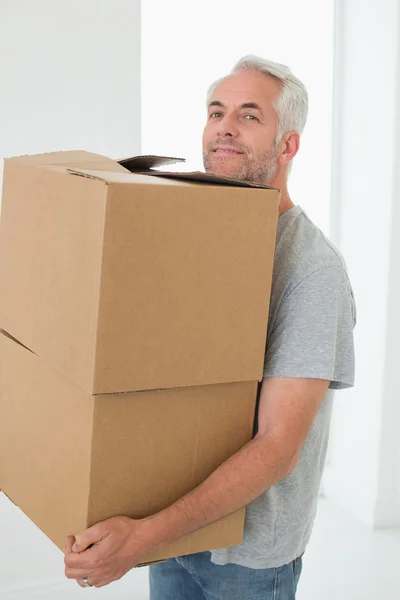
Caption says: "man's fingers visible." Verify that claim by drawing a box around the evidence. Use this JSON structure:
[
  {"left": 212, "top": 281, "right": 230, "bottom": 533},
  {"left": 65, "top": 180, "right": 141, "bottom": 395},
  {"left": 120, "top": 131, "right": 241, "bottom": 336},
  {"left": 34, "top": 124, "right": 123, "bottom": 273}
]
[
  {"left": 64, "top": 535, "right": 75, "bottom": 555},
  {"left": 64, "top": 546, "right": 97, "bottom": 569},
  {"left": 65, "top": 567, "right": 95, "bottom": 580}
]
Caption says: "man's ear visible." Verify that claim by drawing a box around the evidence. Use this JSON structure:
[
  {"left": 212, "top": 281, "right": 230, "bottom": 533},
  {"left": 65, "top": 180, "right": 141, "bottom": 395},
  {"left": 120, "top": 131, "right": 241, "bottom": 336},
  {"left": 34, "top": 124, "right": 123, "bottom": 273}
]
[{"left": 278, "top": 131, "right": 300, "bottom": 167}]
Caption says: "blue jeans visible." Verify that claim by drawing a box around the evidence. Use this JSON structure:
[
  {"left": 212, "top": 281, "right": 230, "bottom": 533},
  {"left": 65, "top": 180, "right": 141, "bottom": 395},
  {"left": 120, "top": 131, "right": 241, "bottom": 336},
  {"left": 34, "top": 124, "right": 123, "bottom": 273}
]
[{"left": 149, "top": 551, "right": 303, "bottom": 600}]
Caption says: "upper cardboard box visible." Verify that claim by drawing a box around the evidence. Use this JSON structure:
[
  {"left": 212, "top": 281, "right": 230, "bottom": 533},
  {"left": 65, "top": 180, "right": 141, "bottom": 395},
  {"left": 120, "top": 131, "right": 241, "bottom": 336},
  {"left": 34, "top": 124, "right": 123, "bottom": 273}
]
[{"left": 0, "top": 151, "right": 280, "bottom": 394}]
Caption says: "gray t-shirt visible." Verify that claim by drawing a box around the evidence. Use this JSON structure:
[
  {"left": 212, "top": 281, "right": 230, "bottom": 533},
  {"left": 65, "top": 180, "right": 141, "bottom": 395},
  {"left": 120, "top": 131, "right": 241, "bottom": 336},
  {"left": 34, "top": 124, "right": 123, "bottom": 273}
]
[{"left": 210, "top": 205, "right": 356, "bottom": 569}]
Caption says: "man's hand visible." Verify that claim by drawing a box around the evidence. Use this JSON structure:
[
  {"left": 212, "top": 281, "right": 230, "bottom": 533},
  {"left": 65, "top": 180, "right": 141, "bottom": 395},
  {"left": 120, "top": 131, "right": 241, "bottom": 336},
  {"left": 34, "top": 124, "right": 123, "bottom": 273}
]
[{"left": 64, "top": 516, "right": 154, "bottom": 588}]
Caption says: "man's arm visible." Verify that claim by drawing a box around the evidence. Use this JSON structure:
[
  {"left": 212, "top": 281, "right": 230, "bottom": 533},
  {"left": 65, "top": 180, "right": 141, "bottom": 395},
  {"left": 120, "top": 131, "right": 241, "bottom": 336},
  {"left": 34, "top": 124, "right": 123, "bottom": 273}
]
[{"left": 142, "top": 376, "right": 329, "bottom": 549}]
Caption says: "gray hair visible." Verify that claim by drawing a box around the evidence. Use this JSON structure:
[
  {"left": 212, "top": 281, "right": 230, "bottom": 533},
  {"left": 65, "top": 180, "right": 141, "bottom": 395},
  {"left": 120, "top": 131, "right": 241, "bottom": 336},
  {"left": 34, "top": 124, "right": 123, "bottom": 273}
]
[{"left": 206, "top": 55, "right": 309, "bottom": 147}]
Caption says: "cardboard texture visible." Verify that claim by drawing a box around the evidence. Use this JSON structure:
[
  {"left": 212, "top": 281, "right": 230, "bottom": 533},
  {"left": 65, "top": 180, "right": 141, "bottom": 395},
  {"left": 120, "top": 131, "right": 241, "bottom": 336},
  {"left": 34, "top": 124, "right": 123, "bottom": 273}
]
[
  {"left": 0, "top": 330, "right": 256, "bottom": 563},
  {"left": 0, "top": 150, "right": 280, "bottom": 562},
  {"left": 0, "top": 151, "right": 280, "bottom": 394}
]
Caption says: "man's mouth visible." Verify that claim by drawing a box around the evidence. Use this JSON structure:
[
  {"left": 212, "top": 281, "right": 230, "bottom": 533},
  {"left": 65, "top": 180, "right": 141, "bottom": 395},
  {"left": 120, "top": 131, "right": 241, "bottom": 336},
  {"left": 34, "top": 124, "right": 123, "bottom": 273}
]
[{"left": 212, "top": 146, "right": 244, "bottom": 155}]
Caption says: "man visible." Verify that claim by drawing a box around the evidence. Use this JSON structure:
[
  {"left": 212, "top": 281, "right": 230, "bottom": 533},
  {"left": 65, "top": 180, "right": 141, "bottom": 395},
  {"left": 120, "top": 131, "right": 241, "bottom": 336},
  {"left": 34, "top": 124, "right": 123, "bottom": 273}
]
[{"left": 64, "top": 56, "right": 356, "bottom": 599}]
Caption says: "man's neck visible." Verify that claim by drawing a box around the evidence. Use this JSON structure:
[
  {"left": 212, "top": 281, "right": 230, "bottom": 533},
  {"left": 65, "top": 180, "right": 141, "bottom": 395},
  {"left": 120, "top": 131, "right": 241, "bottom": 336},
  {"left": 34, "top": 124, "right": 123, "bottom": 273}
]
[
  {"left": 278, "top": 190, "right": 295, "bottom": 216},
  {"left": 269, "top": 173, "right": 295, "bottom": 216}
]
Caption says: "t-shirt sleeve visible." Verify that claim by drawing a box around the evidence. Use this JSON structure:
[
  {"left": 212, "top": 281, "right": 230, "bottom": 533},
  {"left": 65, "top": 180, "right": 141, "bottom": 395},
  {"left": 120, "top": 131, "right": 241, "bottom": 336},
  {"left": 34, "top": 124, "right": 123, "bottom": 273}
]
[{"left": 263, "top": 265, "right": 356, "bottom": 389}]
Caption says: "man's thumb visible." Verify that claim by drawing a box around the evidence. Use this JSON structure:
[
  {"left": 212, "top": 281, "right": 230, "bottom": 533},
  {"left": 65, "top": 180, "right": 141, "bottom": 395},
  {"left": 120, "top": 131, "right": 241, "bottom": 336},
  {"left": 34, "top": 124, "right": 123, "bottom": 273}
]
[
  {"left": 72, "top": 525, "right": 99, "bottom": 553},
  {"left": 64, "top": 535, "right": 75, "bottom": 555}
]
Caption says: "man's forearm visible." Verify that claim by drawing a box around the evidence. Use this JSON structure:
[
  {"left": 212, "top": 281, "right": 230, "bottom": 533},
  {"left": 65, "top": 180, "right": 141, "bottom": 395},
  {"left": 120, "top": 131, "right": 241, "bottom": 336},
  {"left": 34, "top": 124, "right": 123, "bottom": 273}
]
[{"left": 141, "top": 433, "right": 294, "bottom": 550}]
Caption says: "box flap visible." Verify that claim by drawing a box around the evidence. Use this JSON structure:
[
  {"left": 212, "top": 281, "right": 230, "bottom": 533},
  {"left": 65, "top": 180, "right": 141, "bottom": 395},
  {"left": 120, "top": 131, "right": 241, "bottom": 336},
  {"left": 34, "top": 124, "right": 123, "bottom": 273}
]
[
  {"left": 118, "top": 155, "right": 186, "bottom": 171},
  {"left": 141, "top": 170, "right": 276, "bottom": 189},
  {"left": 6, "top": 150, "right": 128, "bottom": 174}
]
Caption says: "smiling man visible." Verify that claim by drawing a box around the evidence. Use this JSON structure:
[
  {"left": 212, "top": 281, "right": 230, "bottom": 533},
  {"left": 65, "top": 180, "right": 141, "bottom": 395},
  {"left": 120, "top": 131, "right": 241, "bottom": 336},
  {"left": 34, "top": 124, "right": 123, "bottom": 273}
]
[{"left": 64, "top": 56, "right": 356, "bottom": 600}]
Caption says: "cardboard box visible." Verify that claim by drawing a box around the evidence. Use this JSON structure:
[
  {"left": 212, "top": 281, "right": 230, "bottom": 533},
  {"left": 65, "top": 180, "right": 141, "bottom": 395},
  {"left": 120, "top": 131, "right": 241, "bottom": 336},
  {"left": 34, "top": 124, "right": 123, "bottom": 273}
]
[
  {"left": 0, "top": 330, "right": 257, "bottom": 564},
  {"left": 0, "top": 150, "right": 280, "bottom": 562},
  {"left": 0, "top": 151, "right": 280, "bottom": 394}
]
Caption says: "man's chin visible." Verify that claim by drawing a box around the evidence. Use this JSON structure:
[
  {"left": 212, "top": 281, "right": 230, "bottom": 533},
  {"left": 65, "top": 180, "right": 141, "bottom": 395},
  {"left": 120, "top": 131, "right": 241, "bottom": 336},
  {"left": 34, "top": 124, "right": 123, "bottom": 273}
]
[{"left": 204, "top": 159, "right": 244, "bottom": 181}]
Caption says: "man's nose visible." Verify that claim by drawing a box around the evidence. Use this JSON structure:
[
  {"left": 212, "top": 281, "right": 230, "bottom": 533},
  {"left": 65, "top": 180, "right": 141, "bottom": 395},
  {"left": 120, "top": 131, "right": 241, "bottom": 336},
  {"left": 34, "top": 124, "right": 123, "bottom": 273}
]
[{"left": 217, "top": 114, "right": 239, "bottom": 138}]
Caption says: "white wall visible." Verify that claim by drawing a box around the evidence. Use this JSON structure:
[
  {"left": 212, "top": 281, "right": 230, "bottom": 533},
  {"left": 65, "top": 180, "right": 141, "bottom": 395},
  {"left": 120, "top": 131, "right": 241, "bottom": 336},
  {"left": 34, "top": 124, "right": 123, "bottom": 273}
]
[
  {"left": 0, "top": 1, "right": 146, "bottom": 598},
  {"left": 0, "top": 0, "right": 141, "bottom": 188},
  {"left": 324, "top": 0, "right": 400, "bottom": 528},
  {"left": 142, "top": 0, "right": 335, "bottom": 235}
]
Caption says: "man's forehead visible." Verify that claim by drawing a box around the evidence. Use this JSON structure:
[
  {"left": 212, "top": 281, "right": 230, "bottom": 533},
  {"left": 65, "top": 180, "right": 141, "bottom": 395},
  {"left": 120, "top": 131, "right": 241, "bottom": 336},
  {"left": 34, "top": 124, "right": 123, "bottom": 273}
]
[{"left": 210, "top": 70, "right": 280, "bottom": 107}]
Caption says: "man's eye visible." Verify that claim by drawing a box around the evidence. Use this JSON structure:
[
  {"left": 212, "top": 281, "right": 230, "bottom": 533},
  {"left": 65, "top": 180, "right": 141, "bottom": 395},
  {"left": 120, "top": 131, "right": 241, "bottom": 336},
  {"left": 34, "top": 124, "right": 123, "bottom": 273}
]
[
  {"left": 210, "top": 112, "right": 222, "bottom": 118},
  {"left": 244, "top": 114, "right": 257, "bottom": 121}
]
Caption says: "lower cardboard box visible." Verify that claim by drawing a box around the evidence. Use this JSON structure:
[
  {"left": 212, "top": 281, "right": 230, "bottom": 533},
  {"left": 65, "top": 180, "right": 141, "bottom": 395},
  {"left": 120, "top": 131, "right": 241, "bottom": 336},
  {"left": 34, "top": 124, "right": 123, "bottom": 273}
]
[{"left": 0, "top": 330, "right": 258, "bottom": 565}]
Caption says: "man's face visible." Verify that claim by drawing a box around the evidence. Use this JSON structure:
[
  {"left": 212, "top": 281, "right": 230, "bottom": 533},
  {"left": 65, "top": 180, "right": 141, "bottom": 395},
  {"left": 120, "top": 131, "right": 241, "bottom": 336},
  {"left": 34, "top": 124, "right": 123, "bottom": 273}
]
[{"left": 202, "top": 69, "right": 281, "bottom": 185}]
